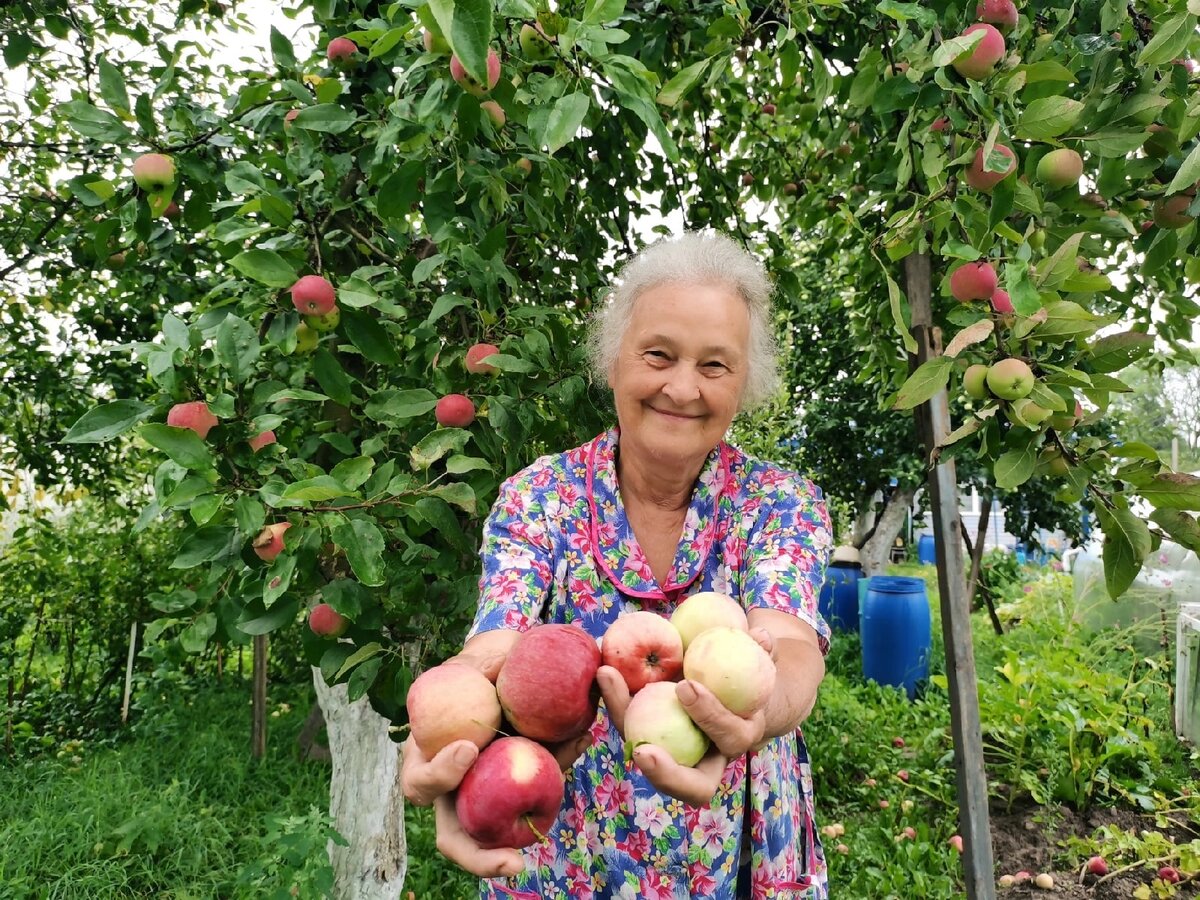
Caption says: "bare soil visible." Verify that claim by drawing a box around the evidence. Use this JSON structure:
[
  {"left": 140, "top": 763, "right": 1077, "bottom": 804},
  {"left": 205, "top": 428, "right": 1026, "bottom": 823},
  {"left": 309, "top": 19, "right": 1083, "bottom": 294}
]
[{"left": 987, "top": 798, "right": 1198, "bottom": 898}]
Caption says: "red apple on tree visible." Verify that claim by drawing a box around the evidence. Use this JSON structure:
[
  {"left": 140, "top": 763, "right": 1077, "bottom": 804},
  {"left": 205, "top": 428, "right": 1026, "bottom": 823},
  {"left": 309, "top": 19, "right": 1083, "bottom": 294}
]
[
  {"left": 976, "top": 0, "right": 1018, "bottom": 31},
  {"left": 167, "top": 400, "right": 218, "bottom": 439},
  {"left": 670, "top": 591, "right": 748, "bottom": 651},
  {"left": 450, "top": 49, "right": 502, "bottom": 97},
  {"left": 949, "top": 261, "right": 998, "bottom": 301},
  {"left": 406, "top": 662, "right": 503, "bottom": 757},
  {"left": 455, "top": 736, "right": 564, "bottom": 849},
  {"left": 326, "top": 37, "right": 357, "bottom": 67},
  {"left": 624, "top": 680, "right": 709, "bottom": 767},
  {"left": 964, "top": 143, "right": 1016, "bottom": 192},
  {"left": 601, "top": 610, "right": 684, "bottom": 694},
  {"left": 480, "top": 100, "right": 506, "bottom": 128},
  {"left": 496, "top": 623, "right": 601, "bottom": 743},
  {"left": 990, "top": 288, "right": 1014, "bottom": 314},
  {"left": 290, "top": 275, "right": 337, "bottom": 316},
  {"left": 162, "top": 201, "right": 181, "bottom": 220},
  {"left": 951, "top": 24, "right": 1005, "bottom": 80},
  {"left": 248, "top": 430, "right": 276, "bottom": 452},
  {"left": 1036, "top": 148, "right": 1084, "bottom": 189},
  {"left": 132, "top": 153, "right": 176, "bottom": 192},
  {"left": 1153, "top": 194, "right": 1194, "bottom": 229},
  {"left": 253, "top": 522, "right": 291, "bottom": 562},
  {"left": 309, "top": 603, "right": 349, "bottom": 637},
  {"left": 435, "top": 394, "right": 475, "bottom": 427},
  {"left": 465, "top": 342, "right": 501, "bottom": 375}
]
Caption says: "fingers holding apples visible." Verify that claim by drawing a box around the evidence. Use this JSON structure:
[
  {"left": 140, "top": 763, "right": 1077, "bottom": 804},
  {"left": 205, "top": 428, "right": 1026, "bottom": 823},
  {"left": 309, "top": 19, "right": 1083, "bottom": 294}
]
[
  {"left": 433, "top": 794, "right": 526, "bottom": 879},
  {"left": 630, "top": 743, "right": 730, "bottom": 808},
  {"left": 673, "top": 678, "right": 768, "bottom": 759},
  {"left": 400, "top": 735, "right": 480, "bottom": 807}
]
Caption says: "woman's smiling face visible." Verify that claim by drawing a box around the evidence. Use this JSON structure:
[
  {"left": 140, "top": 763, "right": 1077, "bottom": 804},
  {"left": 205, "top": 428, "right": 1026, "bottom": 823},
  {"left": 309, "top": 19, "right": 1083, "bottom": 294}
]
[{"left": 608, "top": 280, "right": 750, "bottom": 468}]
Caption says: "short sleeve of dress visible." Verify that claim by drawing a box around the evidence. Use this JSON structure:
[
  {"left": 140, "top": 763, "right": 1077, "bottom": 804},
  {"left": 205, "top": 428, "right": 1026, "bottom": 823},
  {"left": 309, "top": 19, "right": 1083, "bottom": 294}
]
[
  {"left": 467, "top": 466, "right": 557, "bottom": 639},
  {"left": 741, "top": 469, "right": 834, "bottom": 655}
]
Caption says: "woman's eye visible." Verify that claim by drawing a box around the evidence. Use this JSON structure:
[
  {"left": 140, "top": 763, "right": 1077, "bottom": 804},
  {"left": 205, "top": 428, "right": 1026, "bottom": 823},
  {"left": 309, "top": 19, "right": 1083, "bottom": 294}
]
[
  {"left": 646, "top": 350, "right": 668, "bottom": 359},
  {"left": 704, "top": 361, "right": 727, "bottom": 370}
]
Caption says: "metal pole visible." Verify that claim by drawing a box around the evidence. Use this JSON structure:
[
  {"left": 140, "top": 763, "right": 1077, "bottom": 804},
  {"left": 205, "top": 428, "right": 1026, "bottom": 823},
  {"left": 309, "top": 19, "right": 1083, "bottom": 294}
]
[{"left": 904, "top": 252, "right": 996, "bottom": 900}]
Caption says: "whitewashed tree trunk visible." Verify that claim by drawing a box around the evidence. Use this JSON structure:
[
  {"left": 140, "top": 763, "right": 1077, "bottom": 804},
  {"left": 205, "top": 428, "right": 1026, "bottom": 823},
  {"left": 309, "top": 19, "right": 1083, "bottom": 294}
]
[
  {"left": 312, "top": 667, "right": 407, "bottom": 900},
  {"left": 860, "top": 486, "right": 915, "bottom": 578}
]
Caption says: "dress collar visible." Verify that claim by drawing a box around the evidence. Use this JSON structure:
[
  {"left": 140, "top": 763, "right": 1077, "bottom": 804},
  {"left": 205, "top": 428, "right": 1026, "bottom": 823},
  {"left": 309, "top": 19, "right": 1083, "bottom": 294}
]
[{"left": 584, "top": 427, "right": 733, "bottom": 605}]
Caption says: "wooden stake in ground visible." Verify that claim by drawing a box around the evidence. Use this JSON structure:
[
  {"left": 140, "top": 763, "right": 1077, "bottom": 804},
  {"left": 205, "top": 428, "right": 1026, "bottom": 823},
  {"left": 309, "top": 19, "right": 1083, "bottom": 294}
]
[
  {"left": 121, "top": 622, "right": 137, "bottom": 724},
  {"left": 252, "top": 634, "right": 267, "bottom": 759},
  {"left": 904, "top": 251, "right": 996, "bottom": 900}
]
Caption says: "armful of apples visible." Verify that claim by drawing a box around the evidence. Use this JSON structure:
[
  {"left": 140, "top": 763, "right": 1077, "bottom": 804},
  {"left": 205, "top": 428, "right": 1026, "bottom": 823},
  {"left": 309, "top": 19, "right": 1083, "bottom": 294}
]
[{"left": 400, "top": 629, "right": 594, "bottom": 879}]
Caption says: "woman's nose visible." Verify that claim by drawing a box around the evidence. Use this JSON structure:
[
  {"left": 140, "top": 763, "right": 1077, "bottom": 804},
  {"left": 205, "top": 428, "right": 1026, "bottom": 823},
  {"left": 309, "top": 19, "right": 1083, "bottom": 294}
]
[{"left": 662, "top": 366, "right": 701, "bottom": 403}]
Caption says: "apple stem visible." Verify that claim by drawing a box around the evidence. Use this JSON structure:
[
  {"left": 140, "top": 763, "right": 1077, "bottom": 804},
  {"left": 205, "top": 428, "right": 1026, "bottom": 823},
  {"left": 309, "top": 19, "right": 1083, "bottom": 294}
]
[{"left": 523, "top": 815, "right": 549, "bottom": 844}]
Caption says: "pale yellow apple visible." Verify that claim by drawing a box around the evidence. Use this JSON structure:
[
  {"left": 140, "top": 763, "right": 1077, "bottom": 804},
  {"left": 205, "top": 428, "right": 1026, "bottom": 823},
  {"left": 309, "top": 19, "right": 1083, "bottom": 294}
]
[
  {"left": 682, "top": 627, "right": 776, "bottom": 716},
  {"left": 670, "top": 591, "right": 748, "bottom": 651},
  {"left": 623, "top": 681, "right": 709, "bottom": 767}
]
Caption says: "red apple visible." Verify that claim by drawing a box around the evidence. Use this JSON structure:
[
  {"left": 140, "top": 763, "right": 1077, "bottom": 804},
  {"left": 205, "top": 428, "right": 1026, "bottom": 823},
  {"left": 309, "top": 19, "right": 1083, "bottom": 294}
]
[
  {"left": 450, "top": 49, "right": 501, "bottom": 97},
  {"left": 991, "top": 288, "right": 1014, "bottom": 314},
  {"left": 1036, "top": 148, "right": 1083, "bottom": 189},
  {"left": 683, "top": 626, "right": 776, "bottom": 716},
  {"left": 950, "top": 835, "right": 964, "bottom": 853},
  {"left": 1159, "top": 867, "right": 1181, "bottom": 884},
  {"left": 1154, "top": 194, "right": 1194, "bottom": 229},
  {"left": 1086, "top": 855, "right": 1108, "bottom": 876},
  {"left": 290, "top": 275, "right": 337, "bottom": 316},
  {"left": 248, "top": 430, "right": 276, "bottom": 452},
  {"left": 879, "top": 799, "right": 890, "bottom": 809},
  {"left": 950, "top": 261, "right": 998, "bottom": 301},
  {"left": 455, "top": 736, "right": 564, "bottom": 849},
  {"left": 465, "top": 342, "right": 501, "bottom": 375},
  {"left": 253, "top": 522, "right": 291, "bottom": 562},
  {"left": 284, "top": 109, "right": 300, "bottom": 126},
  {"left": 901, "top": 826, "right": 916, "bottom": 840},
  {"left": 976, "top": 0, "right": 1018, "bottom": 31},
  {"left": 326, "top": 37, "right": 357, "bottom": 67},
  {"left": 132, "top": 153, "right": 176, "bottom": 192},
  {"left": 496, "top": 624, "right": 601, "bottom": 743},
  {"left": 951, "top": 23, "right": 1005, "bottom": 80},
  {"left": 965, "top": 143, "right": 1017, "bottom": 192},
  {"left": 162, "top": 201, "right": 181, "bottom": 220},
  {"left": 406, "top": 662, "right": 502, "bottom": 758},
  {"left": 931, "top": 116, "right": 951, "bottom": 133},
  {"left": 435, "top": 393, "right": 475, "bottom": 427},
  {"left": 601, "top": 610, "right": 684, "bottom": 694},
  {"left": 897, "top": 769, "right": 910, "bottom": 782},
  {"left": 624, "top": 681, "right": 709, "bottom": 766},
  {"left": 892, "top": 736, "right": 906, "bottom": 748},
  {"left": 762, "top": 102, "right": 776, "bottom": 115},
  {"left": 836, "top": 843, "right": 850, "bottom": 855},
  {"left": 167, "top": 401, "right": 219, "bottom": 439},
  {"left": 480, "top": 100, "right": 506, "bottom": 128},
  {"left": 670, "top": 591, "right": 748, "bottom": 651},
  {"left": 309, "top": 603, "right": 348, "bottom": 637}
]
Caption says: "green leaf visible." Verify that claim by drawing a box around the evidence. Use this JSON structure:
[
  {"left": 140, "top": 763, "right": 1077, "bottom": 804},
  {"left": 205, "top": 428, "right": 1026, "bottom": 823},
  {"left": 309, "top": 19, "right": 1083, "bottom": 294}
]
[
  {"left": 59, "top": 100, "right": 133, "bottom": 142},
  {"left": 425, "top": 293, "right": 470, "bottom": 326},
  {"left": 1167, "top": 142, "right": 1200, "bottom": 195},
  {"left": 280, "top": 476, "right": 355, "bottom": 503},
  {"left": 428, "top": 0, "right": 492, "bottom": 86},
  {"left": 1016, "top": 97, "right": 1083, "bottom": 140},
  {"left": 215, "top": 315, "right": 261, "bottom": 384},
  {"left": 263, "top": 555, "right": 296, "bottom": 608},
  {"left": 342, "top": 308, "right": 401, "bottom": 365},
  {"left": 410, "top": 428, "right": 472, "bottom": 470},
  {"left": 347, "top": 657, "right": 383, "bottom": 702},
  {"left": 584, "top": 0, "right": 627, "bottom": 23},
  {"left": 330, "top": 519, "right": 386, "bottom": 586},
  {"left": 1019, "top": 60, "right": 1078, "bottom": 83},
  {"left": 485, "top": 352, "right": 536, "bottom": 373},
  {"left": 1138, "top": 473, "right": 1200, "bottom": 511},
  {"left": 876, "top": 0, "right": 937, "bottom": 27},
  {"left": 656, "top": 57, "right": 711, "bottom": 107},
  {"left": 97, "top": 57, "right": 131, "bottom": 113},
  {"left": 269, "top": 26, "right": 297, "bottom": 69},
  {"left": 313, "top": 348, "right": 355, "bottom": 407},
  {"left": 141, "top": 423, "right": 214, "bottom": 470},
  {"left": 994, "top": 442, "right": 1037, "bottom": 490},
  {"left": 892, "top": 357, "right": 953, "bottom": 410},
  {"left": 1087, "top": 331, "right": 1155, "bottom": 373},
  {"left": 1035, "top": 232, "right": 1084, "bottom": 289},
  {"left": 292, "top": 103, "right": 357, "bottom": 133},
  {"left": 1080, "top": 129, "right": 1149, "bottom": 158},
  {"left": 172, "top": 526, "right": 241, "bottom": 569},
  {"left": 230, "top": 249, "right": 297, "bottom": 288},
  {"left": 933, "top": 30, "right": 984, "bottom": 68},
  {"left": 235, "top": 496, "right": 266, "bottom": 536},
  {"left": 446, "top": 455, "right": 492, "bottom": 475},
  {"left": 541, "top": 92, "right": 590, "bottom": 154},
  {"left": 364, "top": 389, "right": 439, "bottom": 423},
  {"left": 335, "top": 641, "right": 383, "bottom": 680},
  {"left": 369, "top": 27, "right": 408, "bottom": 60},
  {"left": 376, "top": 160, "right": 424, "bottom": 220},
  {"left": 883, "top": 268, "right": 917, "bottom": 354},
  {"left": 238, "top": 597, "right": 301, "bottom": 636},
  {"left": 1030, "top": 301, "right": 1103, "bottom": 342},
  {"left": 1149, "top": 508, "right": 1200, "bottom": 552},
  {"left": 430, "top": 482, "right": 477, "bottom": 514},
  {"left": 1095, "top": 502, "right": 1150, "bottom": 599},
  {"left": 330, "top": 457, "right": 375, "bottom": 490},
  {"left": 62, "top": 400, "right": 153, "bottom": 444},
  {"left": 179, "top": 613, "right": 216, "bottom": 654},
  {"left": 1136, "top": 13, "right": 1195, "bottom": 67}
]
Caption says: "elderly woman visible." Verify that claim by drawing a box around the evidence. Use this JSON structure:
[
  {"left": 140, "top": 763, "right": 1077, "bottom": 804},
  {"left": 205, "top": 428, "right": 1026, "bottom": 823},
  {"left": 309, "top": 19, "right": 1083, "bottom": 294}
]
[{"left": 402, "top": 232, "right": 833, "bottom": 899}]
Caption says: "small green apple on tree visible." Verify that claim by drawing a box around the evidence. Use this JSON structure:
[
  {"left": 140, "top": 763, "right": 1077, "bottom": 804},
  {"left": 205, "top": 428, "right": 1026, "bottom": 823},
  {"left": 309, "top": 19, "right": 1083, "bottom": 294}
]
[{"left": 131, "top": 152, "right": 175, "bottom": 192}]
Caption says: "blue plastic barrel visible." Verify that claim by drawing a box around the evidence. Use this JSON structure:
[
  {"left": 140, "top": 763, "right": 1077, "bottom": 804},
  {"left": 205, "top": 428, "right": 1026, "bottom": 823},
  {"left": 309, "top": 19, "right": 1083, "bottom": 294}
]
[
  {"left": 817, "top": 562, "right": 862, "bottom": 632},
  {"left": 861, "top": 576, "right": 931, "bottom": 699},
  {"left": 1014, "top": 543, "right": 1027, "bottom": 564},
  {"left": 917, "top": 533, "right": 936, "bottom": 565}
]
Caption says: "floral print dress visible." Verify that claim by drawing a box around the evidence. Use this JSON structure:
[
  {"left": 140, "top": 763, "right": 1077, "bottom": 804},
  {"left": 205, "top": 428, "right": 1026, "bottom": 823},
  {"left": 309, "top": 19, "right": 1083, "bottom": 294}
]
[{"left": 467, "top": 428, "right": 833, "bottom": 900}]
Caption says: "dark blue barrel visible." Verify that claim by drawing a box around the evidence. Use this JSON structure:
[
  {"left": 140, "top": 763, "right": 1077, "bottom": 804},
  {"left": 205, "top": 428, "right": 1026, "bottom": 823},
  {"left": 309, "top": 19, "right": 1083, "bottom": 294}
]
[
  {"left": 861, "top": 576, "right": 931, "bottom": 699},
  {"left": 817, "top": 562, "right": 862, "bottom": 632},
  {"left": 917, "top": 533, "right": 936, "bottom": 565}
]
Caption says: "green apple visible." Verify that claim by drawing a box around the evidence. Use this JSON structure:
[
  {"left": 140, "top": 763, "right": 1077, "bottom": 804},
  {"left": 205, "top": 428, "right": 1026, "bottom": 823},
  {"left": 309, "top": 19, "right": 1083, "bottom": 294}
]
[
  {"left": 305, "top": 307, "right": 340, "bottom": 332},
  {"left": 519, "top": 23, "right": 554, "bottom": 61},
  {"left": 623, "top": 681, "right": 709, "bottom": 767},
  {"left": 294, "top": 322, "right": 319, "bottom": 354},
  {"left": 963, "top": 364, "right": 990, "bottom": 400},
  {"left": 986, "top": 358, "right": 1034, "bottom": 401}
]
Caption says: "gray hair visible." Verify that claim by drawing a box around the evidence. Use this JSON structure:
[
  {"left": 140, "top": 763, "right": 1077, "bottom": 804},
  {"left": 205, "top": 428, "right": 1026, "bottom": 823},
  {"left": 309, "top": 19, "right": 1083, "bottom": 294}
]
[{"left": 584, "top": 231, "right": 780, "bottom": 412}]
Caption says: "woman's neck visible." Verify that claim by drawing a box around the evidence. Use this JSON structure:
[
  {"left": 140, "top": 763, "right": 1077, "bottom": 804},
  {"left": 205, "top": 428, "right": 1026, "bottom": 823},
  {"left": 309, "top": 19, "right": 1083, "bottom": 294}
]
[{"left": 614, "top": 443, "right": 703, "bottom": 513}]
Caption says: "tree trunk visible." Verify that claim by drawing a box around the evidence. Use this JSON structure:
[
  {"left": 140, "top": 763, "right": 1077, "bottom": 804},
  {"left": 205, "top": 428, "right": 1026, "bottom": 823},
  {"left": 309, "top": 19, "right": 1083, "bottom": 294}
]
[
  {"left": 860, "top": 486, "right": 916, "bottom": 577},
  {"left": 312, "top": 669, "right": 407, "bottom": 900}
]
